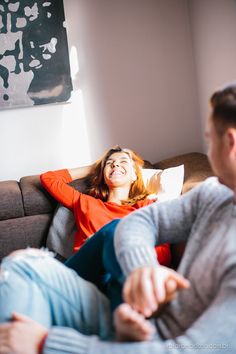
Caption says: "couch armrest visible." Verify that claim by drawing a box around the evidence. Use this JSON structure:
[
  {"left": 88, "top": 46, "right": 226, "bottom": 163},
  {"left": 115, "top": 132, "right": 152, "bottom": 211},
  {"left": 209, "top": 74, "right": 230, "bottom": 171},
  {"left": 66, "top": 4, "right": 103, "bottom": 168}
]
[
  {"left": 20, "top": 175, "right": 57, "bottom": 216},
  {"left": 0, "top": 181, "right": 24, "bottom": 220}
]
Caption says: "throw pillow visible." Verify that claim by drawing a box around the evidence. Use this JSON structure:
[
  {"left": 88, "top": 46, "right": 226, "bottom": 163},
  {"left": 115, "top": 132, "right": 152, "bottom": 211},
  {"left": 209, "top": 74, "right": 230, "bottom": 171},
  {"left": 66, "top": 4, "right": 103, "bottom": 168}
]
[
  {"left": 46, "top": 177, "right": 87, "bottom": 260},
  {"left": 46, "top": 205, "right": 76, "bottom": 260},
  {"left": 142, "top": 165, "right": 184, "bottom": 201}
]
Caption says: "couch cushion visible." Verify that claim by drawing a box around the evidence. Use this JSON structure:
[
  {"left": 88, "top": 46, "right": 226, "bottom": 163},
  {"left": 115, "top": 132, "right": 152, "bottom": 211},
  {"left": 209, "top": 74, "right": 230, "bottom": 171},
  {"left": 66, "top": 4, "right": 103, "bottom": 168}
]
[
  {"left": 20, "top": 175, "right": 57, "bottom": 216},
  {"left": 0, "top": 181, "right": 24, "bottom": 220},
  {"left": 46, "top": 206, "right": 76, "bottom": 259},
  {"left": 46, "top": 177, "right": 87, "bottom": 259},
  {"left": 0, "top": 214, "right": 52, "bottom": 259}
]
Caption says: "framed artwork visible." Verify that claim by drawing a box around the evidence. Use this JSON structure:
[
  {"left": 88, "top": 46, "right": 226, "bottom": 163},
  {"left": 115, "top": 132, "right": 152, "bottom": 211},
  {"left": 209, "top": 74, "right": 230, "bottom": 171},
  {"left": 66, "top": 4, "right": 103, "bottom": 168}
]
[{"left": 0, "top": 0, "right": 73, "bottom": 109}]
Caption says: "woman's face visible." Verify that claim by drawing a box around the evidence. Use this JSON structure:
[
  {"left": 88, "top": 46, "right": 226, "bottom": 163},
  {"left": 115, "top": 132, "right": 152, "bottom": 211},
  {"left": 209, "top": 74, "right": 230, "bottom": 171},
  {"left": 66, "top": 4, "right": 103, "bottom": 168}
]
[{"left": 103, "top": 152, "right": 137, "bottom": 189}]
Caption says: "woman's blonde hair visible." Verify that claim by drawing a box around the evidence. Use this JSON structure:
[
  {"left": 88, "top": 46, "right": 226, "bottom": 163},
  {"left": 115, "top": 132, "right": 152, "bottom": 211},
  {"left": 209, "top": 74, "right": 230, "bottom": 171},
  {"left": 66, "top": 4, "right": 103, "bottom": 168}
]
[{"left": 85, "top": 146, "right": 149, "bottom": 205}]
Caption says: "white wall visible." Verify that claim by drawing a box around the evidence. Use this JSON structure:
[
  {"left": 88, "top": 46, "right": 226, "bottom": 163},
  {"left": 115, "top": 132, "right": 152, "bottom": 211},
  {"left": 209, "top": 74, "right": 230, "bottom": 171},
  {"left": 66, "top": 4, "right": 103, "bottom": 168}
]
[
  {"left": 189, "top": 0, "right": 236, "bottom": 150},
  {"left": 0, "top": 0, "right": 202, "bottom": 181}
]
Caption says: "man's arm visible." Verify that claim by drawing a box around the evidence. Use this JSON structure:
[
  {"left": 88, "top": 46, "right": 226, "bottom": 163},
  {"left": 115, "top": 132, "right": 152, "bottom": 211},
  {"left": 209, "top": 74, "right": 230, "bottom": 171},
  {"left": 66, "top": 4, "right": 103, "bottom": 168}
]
[
  {"left": 2, "top": 276, "right": 235, "bottom": 354},
  {"left": 45, "top": 267, "right": 236, "bottom": 353},
  {"left": 115, "top": 177, "right": 228, "bottom": 278},
  {"left": 112, "top": 181, "right": 206, "bottom": 316},
  {"left": 114, "top": 182, "right": 202, "bottom": 277},
  {"left": 121, "top": 265, "right": 190, "bottom": 317}
]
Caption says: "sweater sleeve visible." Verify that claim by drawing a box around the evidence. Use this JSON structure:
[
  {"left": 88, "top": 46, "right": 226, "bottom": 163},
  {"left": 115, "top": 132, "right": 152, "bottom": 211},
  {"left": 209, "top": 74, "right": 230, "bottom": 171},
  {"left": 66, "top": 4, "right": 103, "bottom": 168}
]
[
  {"left": 40, "top": 169, "right": 81, "bottom": 210},
  {"left": 43, "top": 267, "right": 236, "bottom": 354},
  {"left": 114, "top": 182, "right": 202, "bottom": 277}
]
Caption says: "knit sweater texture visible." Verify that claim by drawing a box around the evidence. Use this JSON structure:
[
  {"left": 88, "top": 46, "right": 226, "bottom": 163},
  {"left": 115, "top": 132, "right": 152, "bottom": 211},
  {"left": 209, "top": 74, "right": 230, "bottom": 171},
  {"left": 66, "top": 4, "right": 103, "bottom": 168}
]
[{"left": 44, "top": 177, "right": 236, "bottom": 354}]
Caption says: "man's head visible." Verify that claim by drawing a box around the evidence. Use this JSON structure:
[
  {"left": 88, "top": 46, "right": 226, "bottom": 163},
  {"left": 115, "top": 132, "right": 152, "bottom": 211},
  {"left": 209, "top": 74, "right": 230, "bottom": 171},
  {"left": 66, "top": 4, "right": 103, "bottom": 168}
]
[{"left": 206, "top": 83, "right": 236, "bottom": 190}]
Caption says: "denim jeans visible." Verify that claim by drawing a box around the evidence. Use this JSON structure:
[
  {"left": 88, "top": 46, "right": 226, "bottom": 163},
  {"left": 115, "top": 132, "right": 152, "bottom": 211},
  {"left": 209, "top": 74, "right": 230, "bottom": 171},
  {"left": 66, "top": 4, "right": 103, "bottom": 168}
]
[
  {"left": 0, "top": 250, "right": 114, "bottom": 340},
  {"left": 65, "top": 219, "right": 124, "bottom": 310}
]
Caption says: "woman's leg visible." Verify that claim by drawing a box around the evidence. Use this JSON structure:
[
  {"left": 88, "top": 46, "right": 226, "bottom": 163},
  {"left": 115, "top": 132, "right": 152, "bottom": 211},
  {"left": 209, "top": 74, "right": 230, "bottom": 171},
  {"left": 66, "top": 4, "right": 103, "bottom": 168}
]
[
  {"left": 66, "top": 218, "right": 126, "bottom": 310},
  {"left": 65, "top": 219, "right": 121, "bottom": 292},
  {"left": 102, "top": 225, "right": 125, "bottom": 310},
  {"left": 0, "top": 249, "right": 113, "bottom": 340}
]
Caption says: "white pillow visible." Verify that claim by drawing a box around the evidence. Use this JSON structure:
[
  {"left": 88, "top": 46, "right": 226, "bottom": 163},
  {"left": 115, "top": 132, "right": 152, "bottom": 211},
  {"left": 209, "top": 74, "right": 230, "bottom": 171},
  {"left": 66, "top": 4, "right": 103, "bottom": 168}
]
[{"left": 142, "top": 165, "right": 184, "bottom": 201}]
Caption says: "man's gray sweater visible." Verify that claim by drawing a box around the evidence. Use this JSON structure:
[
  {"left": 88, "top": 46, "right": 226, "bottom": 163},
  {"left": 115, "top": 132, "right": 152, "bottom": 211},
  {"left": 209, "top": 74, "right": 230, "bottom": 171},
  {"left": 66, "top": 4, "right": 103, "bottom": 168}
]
[{"left": 44, "top": 177, "right": 236, "bottom": 354}]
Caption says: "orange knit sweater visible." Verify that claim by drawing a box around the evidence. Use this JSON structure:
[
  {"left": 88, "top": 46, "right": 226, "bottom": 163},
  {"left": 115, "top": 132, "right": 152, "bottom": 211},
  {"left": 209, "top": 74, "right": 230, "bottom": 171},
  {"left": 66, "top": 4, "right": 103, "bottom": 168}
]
[{"left": 40, "top": 169, "right": 171, "bottom": 266}]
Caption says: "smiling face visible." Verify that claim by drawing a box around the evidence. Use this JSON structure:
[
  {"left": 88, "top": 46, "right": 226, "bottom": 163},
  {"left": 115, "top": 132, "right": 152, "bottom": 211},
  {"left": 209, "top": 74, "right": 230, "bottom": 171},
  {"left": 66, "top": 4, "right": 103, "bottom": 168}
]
[{"left": 103, "top": 151, "right": 137, "bottom": 189}]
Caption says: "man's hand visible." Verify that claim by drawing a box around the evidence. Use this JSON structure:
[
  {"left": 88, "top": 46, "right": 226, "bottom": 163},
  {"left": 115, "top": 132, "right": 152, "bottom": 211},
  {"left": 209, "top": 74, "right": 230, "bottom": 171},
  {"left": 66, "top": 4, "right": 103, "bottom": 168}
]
[
  {"left": 123, "top": 266, "right": 190, "bottom": 317},
  {"left": 0, "top": 313, "right": 48, "bottom": 354}
]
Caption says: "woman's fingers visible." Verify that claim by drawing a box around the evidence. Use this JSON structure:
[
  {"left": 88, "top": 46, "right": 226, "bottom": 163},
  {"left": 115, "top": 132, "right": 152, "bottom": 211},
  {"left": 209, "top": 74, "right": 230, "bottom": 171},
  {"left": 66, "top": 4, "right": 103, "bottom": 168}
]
[
  {"left": 135, "top": 268, "right": 158, "bottom": 316},
  {"left": 123, "top": 266, "right": 190, "bottom": 317},
  {"left": 123, "top": 268, "right": 157, "bottom": 316},
  {"left": 166, "top": 278, "right": 177, "bottom": 293},
  {"left": 166, "top": 268, "right": 190, "bottom": 289}
]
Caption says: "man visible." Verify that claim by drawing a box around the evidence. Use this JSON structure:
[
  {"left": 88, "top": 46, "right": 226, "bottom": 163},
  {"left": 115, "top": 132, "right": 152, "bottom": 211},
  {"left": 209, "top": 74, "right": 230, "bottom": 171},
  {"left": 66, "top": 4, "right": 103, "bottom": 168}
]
[{"left": 0, "top": 83, "right": 236, "bottom": 353}]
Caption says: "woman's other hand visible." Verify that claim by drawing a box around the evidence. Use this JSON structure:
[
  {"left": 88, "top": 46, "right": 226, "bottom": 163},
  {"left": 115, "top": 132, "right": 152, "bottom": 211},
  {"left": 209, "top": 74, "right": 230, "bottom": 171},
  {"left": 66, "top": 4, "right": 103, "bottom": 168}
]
[
  {"left": 0, "top": 312, "right": 48, "bottom": 354},
  {"left": 123, "top": 266, "right": 190, "bottom": 317}
]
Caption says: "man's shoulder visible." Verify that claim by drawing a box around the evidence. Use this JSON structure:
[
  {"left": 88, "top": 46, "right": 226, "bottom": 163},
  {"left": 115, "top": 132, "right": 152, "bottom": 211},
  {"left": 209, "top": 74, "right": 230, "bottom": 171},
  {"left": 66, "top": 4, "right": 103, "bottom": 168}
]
[
  {"left": 197, "top": 177, "right": 234, "bottom": 202},
  {"left": 201, "top": 176, "right": 220, "bottom": 189},
  {"left": 202, "top": 176, "right": 219, "bottom": 185}
]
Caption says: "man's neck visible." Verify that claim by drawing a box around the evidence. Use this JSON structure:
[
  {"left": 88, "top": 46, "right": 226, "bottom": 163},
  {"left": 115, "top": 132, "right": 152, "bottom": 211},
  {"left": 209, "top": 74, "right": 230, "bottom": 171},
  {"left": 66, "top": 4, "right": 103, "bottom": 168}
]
[{"left": 231, "top": 176, "right": 236, "bottom": 202}]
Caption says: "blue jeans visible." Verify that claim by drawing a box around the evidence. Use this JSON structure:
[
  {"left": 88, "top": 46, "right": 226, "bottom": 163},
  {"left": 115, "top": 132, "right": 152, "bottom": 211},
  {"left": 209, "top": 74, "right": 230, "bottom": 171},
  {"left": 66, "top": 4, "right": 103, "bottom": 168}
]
[
  {"left": 0, "top": 250, "right": 114, "bottom": 340},
  {"left": 65, "top": 219, "right": 124, "bottom": 310}
]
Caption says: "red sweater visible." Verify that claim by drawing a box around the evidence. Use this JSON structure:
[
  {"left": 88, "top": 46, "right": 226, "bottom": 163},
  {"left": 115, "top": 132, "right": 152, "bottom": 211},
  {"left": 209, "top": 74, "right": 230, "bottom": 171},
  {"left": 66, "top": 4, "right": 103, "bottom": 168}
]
[{"left": 40, "top": 169, "right": 171, "bottom": 266}]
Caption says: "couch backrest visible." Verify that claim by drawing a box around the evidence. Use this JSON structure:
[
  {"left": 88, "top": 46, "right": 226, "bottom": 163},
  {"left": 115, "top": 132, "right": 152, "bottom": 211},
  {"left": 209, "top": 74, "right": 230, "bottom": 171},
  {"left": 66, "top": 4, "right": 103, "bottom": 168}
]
[
  {"left": 0, "top": 176, "right": 57, "bottom": 260},
  {"left": 154, "top": 152, "right": 213, "bottom": 193}
]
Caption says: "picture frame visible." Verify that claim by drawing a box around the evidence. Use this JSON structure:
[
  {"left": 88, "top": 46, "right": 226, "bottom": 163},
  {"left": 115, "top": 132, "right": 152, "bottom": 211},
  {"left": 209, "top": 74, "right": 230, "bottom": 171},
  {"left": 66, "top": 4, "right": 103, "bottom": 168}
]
[{"left": 0, "top": 0, "right": 73, "bottom": 110}]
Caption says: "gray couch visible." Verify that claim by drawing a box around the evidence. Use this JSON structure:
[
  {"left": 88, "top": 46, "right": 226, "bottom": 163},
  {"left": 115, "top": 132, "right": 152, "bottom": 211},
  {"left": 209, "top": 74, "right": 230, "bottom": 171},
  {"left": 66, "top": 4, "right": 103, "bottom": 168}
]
[{"left": 0, "top": 152, "right": 213, "bottom": 262}]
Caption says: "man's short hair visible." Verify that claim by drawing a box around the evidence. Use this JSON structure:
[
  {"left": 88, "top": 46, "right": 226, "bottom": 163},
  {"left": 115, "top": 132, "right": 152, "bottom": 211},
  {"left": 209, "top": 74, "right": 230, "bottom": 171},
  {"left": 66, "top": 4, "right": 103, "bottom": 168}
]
[{"left": 210, "top": 83, "right": 236, "bottom": 134}]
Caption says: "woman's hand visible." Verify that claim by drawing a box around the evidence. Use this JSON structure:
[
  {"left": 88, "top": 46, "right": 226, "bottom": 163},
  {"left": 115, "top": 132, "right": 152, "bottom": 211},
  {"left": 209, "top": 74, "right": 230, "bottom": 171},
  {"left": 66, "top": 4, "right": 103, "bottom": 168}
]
[
  {"left": 69, "top": 163, "right": 96, "bottom": 181},
  {"left": 123, "top": 266, "right": 190, "bottom": 317},
  {"left": 0, "top": 313, "right": 48, "bottom": 354}
]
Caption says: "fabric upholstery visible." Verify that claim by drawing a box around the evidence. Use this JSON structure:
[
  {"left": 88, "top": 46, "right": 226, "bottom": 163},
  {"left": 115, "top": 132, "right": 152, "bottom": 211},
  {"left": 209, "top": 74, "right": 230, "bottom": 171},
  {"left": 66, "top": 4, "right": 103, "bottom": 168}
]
[
  {"left": 20, "top": 175, "right": 56, "bottom": 216},
  {"left": 0, "top": 214, "right": 52, "bottom": 259},
  {"left": 0, "top": 181, "right": 24, "bottom": 220},
  {"left": 46, "top": 177, "right": 87, "bottom": 259},
  {"left": 153, "top": 152, "right": 213, "bottom": 193},
  {"left": 46, "top": 206, "right": 76, "bottom": 259}
]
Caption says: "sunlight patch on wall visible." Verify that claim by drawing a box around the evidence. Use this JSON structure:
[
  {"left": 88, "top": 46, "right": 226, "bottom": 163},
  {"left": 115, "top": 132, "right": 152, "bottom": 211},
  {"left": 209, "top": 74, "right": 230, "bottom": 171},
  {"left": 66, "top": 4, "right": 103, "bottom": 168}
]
[
  {"left": 61, "top": 45, "right": 91, "bottom": 167},
  {"left": 61, "top": 89, "right": 91, "bottom": 167},
  {"left": 70, "top": 45, "right": 79, "bottom": 80}
]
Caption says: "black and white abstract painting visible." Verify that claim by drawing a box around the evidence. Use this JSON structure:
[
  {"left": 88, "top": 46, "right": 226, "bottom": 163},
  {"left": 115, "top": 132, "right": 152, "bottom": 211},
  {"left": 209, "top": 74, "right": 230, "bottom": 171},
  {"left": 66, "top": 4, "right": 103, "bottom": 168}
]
[{"left": 0, "top": 0, "right": 73, "bottom": 109}]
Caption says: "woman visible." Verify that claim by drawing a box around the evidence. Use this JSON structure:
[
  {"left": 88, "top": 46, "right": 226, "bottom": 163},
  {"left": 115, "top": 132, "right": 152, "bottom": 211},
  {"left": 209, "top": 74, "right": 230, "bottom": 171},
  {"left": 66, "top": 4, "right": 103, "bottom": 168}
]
[
  {"left": 41, "top": 146, "right": 170, "bottom": 264},
  {"left": 40, "top": 146, "right": 171, "bottom": 299},
  {"left": 40, "top": 146, "right": 152, "bottom": 252}
]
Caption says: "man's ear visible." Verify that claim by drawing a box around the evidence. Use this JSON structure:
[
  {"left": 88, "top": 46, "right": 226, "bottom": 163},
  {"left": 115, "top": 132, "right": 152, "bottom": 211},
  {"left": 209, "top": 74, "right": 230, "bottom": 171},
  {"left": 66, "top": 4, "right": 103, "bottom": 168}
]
[{"left": 226, "top": 128, "right": 236, "bottom": 155}]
